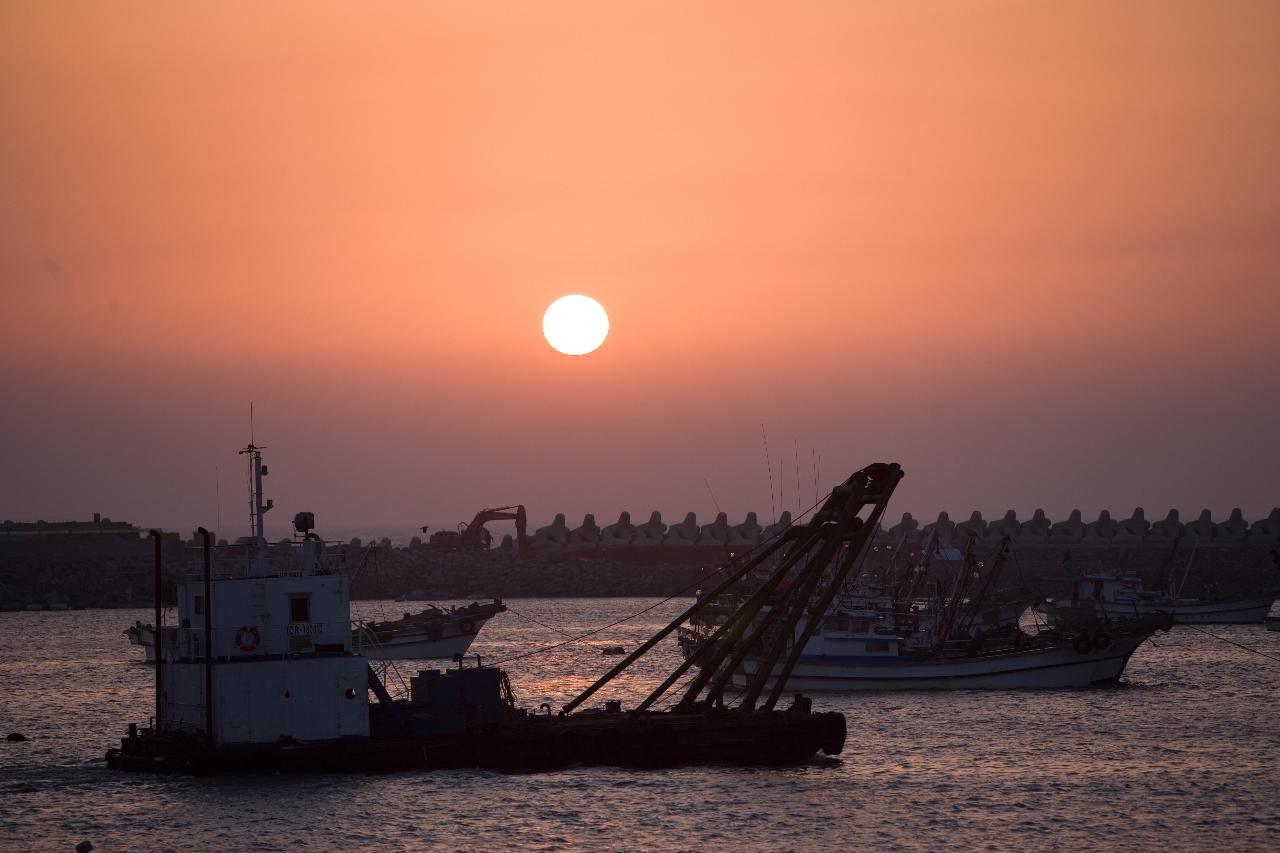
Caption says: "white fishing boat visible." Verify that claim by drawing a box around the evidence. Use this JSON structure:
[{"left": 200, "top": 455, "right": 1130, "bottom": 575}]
[
  {"left": 123, "top": 622, "right": 178, "bottom": 664},
  {"left": 129, "top": 598, "right": 507, "bottom": 663},
  {"left": 1038, "top": 573, "right": 1274, "bottom": 625},
  {"left": 679, "top": 537, "right": 1169, "bottom": 691},
  {"left": 354, "top": 600, "right": 506, "bottom": 660},
  {"left": 680, "top": 591, "right": 1165, "bottom": 691}
]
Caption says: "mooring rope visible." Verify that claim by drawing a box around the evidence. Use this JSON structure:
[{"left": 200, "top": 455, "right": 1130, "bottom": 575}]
[
  {"left": 1183, "top": 624, "right": 1280, "bottom": 665},
  {"left": 502, "top": 603, "right": 590, "bottom": 642},
  {"left": 488, "top": 575, "right": 716, "bottom": 666}
]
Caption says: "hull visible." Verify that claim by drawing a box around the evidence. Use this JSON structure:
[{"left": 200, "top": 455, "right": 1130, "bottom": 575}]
[
  {"left": 1042, "top": 597, "right": 1273, "bottom": 625},
  {"left": 355, "top": 604, "right": 504, "bottom": 660},
  {"left": 107, "top": 708, "right": 847, "bottom": 774},
  {"left": 359, "top": 628, "right": 483, "bottom": 660},
  {"left": 733, "top": 634, "right": 1149, "bottom": 691},
  {"left": 1265, "top": 614, "right": 1279, "bottom": 633}
]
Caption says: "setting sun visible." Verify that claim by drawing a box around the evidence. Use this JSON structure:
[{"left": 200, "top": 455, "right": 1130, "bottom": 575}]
[{"left": 542, "top": 295, "right": 609, "bottom": 356}]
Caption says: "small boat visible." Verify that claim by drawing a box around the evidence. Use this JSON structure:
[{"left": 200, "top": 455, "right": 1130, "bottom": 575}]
[
  {"left": 123, "top": 622, "right": 180, "bottom": 664},
  {"left": 124, "top": 621, "right": 154, "bottom": 661},
  {"left": 354, "top": 600, "right": 507, "bottom": 660},
  {"left": 1038, "top": 573, "right": 1275, "bottom": 625},
  {"left": 1265, "top": 602, "right": 1280, "bottom": 632}
]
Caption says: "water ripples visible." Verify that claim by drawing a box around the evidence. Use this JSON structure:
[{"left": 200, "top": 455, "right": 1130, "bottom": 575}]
[{"left": 2, "top": 600, "right": 1279, "bottom": 851}]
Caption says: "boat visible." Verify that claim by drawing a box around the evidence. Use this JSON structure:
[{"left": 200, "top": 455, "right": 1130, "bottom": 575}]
[
  {"left": 123, "top": 622, "right": 179, "bottom": 664},
  {"left": 678, "top": 535, "right": 1171, "bottom": 691},
  {"left": 354, "top": 600, "right": 507, "bottom": 659},
  {"left": 1037, "top": 573, "right": 1275, "bottom": 625},
  {"left": 680, "top": 596, "right": 1168, "bottom": 691},
  {"left": 105, "top": 443, "right": 852, "bottom": 775},
  {"left": 130, "top": 599, "right": 507, "bottom": 662},
  {"left": 1265, "top": 602, "right": 1280, "bottom": 632}
]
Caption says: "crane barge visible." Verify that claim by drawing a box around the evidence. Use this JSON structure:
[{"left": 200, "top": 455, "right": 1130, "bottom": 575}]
[{"left": 107, "top": 449, "right": 901, "bottom": 773}]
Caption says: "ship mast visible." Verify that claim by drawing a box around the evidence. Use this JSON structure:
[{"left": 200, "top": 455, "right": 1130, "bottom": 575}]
[{"left": 238, "top": 440, "right": 273, "bottom": 576}]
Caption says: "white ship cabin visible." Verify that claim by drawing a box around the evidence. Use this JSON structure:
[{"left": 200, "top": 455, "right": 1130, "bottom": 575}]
[
  {"left": 802, "top": 589, "right": 907, "bottom": 660},
  {"left": 1071, "top": 573, "right": 1163, "bottom": 608},
  {"left": 158, "top": 501, "right": 370, "bottom": 747}
]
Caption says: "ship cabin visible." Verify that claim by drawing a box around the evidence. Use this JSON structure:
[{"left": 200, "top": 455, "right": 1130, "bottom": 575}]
[
  {"left": 158, "top": 527, "right": 370, "bottom": 749},
  {"left": 1071, "top": 573, "right": 1160, "bottom": 608},
  {"left": 804, "top": 590, "right": 904, "bottom": 661}
]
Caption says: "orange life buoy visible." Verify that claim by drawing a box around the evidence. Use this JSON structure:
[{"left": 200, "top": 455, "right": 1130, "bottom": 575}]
[{"left": 235, "top": 625, "right": 261, "bottom": 653}]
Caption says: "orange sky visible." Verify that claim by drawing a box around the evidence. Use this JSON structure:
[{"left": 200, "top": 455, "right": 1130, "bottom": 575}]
[{"left": 2, "top": 2, "right": 1278, "bottom": 538}]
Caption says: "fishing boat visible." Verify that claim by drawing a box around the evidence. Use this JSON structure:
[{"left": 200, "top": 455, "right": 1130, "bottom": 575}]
[
  {"left": 679, "top": 536, "right": 1170, "bottom": 691},
  {"left": 354, "top": 599, "right": 507, "bottom": 659},
  {"left": 1037, "top": 573, "right": 1275, "bottom": 625},
  {"left": 129, "top": 597, "right": 506, "bottom": 663},
  {"left": 680, "top": 599, "right": 1167, "bottom": 691},
  {"left": 123, "top": 622, "right": 179, "bottom": 664}
]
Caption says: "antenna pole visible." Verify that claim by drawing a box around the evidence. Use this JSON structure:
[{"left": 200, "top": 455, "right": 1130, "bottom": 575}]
[
  {"left": 812, "top": 447, "right": 818, "bottom": 505},
  {"left": 793, "top": 440, "right": 800, "bottom": 515},
  {"left": 703, "top": 478, "right": 721, "bottom": 514},
  {"left": 762, "top": 424, "right": 776, "bottom": 525},
  {"left": 198, "top": 527, "right": 214, "bottom": 747},
  {"left": 150, "top": 529, "right": 163, "bottom": 730},
  {"left": 239, "top": 433, "right": 273, "bottom": 575}
]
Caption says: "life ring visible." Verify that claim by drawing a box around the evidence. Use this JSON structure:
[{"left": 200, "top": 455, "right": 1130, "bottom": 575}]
[
  {"left": 458, "top": 620, "right": 476, "bottom": 635},
  {"left": 235, "top": 625, "right": 261, "bottom": 653},
  {"left": 1072, "top": 634, "right": 1093, "bottom": 655},
  {"left": 1092, "top": 632, "right": 1111, "bottom": 651}
]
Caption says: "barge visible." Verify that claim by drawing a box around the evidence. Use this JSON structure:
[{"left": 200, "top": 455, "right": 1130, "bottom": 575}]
[{"left": 107, "top": 443, "right": 861, "bottom": 774}]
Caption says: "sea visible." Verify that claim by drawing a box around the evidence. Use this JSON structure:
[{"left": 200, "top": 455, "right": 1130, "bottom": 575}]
[{"left": 2, "top": 599, "right": 1278, "bottom": 852}]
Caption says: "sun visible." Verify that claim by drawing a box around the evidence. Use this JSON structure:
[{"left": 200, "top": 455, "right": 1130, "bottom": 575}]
[{"left": 543, "top": 295, "right": 609, "bottom": 356}]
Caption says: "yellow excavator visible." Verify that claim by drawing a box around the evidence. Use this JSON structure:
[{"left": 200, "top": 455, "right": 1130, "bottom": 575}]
[{"left": 427, "top": 505, "right": 530, "bottom": 558}]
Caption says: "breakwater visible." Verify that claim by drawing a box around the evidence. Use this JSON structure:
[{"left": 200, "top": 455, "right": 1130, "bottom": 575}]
[{"left": 2, "top": 505, "right": 1278, "bottom": 609}]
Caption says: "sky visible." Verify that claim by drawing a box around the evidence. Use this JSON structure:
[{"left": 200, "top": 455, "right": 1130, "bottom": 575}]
[{"left": 2, "top": 1, "right": 1278, "bottom": 541}]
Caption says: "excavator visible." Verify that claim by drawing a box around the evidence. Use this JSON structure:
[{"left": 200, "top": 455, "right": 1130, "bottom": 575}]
[{"left": 427, "top": 505, "right": 530, "bottom": 558}]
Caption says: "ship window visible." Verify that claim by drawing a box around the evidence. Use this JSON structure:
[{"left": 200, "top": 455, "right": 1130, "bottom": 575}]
[
  {"left": 192, "top": 595, "right": 204, "bottom": 616},
  {"left": 865, "top": 640, "right": 890, "bottom": 652},
  {"left": 851, "top": 620, "right": 870, "bottom": 633},
  {"left": 289, "top": 594, "right": 310, "bottom": 623}
]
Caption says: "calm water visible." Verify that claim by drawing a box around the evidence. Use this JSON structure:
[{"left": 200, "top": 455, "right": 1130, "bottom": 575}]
[{"left": 1, "top": 599, "right": 1278, "bottom": 852}]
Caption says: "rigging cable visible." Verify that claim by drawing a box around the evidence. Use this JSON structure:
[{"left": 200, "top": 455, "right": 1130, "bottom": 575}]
[
  {"left": 490, "top": 488, "right": 837, "bottom": 667},
  {"left": 762, "top": 424, "right": 776, "bottom": 525},
  {"left": 1182, "top": 624, "right": 1280, "bottom": 665},
  {"left": 502, "top": 603, "right": 594, "bottom": 644}
]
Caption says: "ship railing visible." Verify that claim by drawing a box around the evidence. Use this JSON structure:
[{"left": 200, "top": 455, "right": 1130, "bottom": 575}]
[
  {"left": 173, "top": 540, "right": 350, "bottom": 580},
  {"left": 155, "top": 621, "right": 356, "bottom": 659},
  {"left": 353, "top": 623, "right": 413, "bottom": 699}
]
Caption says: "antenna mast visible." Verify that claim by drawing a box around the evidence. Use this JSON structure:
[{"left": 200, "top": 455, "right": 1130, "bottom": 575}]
[
  {"left": 762, "top": 424, "right": 776, "bottom": 525},
  {"left": 238, "top": 405, "right": 273, "bottom": 576}
]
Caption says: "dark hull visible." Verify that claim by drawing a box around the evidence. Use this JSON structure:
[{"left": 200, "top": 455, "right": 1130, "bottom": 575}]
[{"left": 105, "top": 709, "right": 845, "bottom": 775}]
